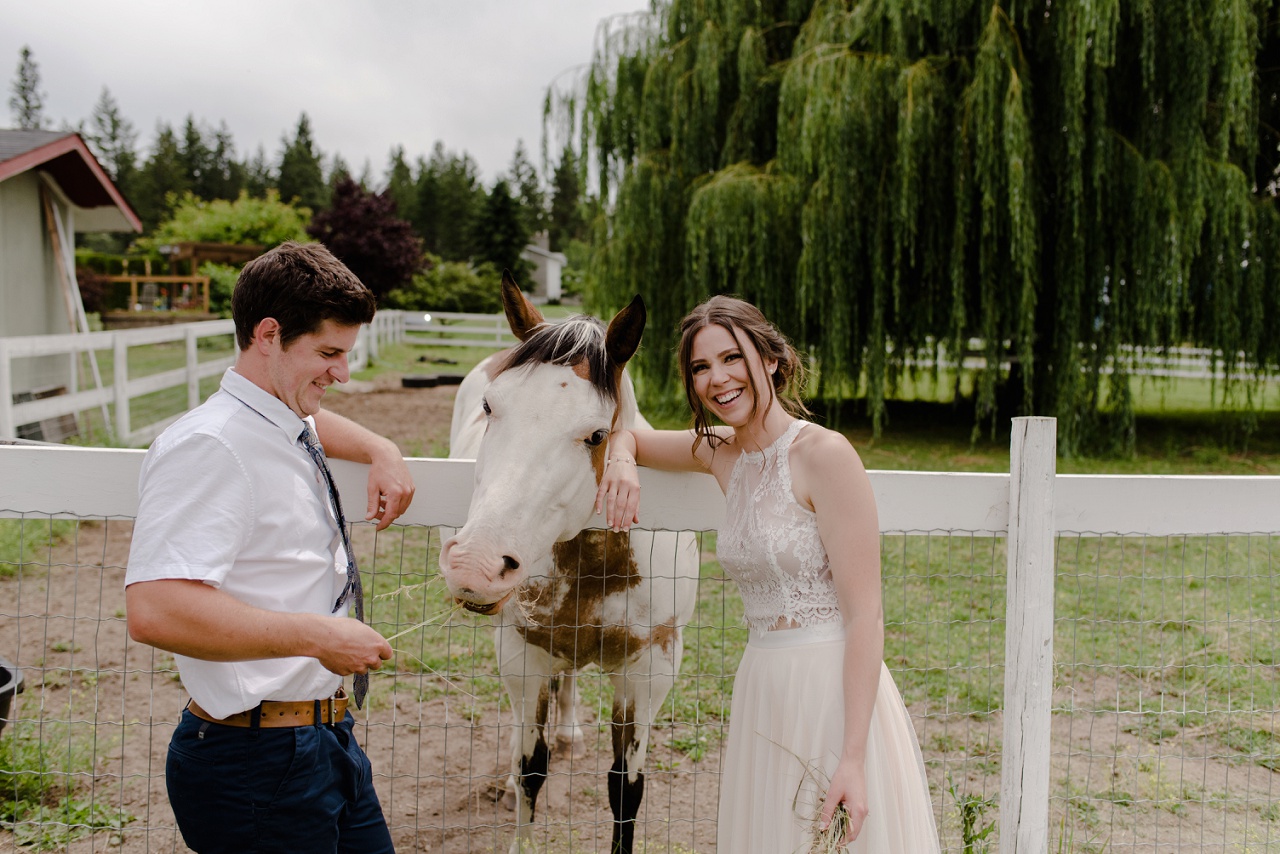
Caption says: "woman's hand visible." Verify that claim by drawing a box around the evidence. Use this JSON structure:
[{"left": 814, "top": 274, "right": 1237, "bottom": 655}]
[
  {"left": 594, "top": 454, "right": 641, "bottom": 532},
  {"left": 820, "top": 757, "right": 868, "bottom": 846}
]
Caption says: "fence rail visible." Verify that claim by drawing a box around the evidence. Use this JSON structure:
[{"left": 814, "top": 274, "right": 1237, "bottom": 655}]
[
  {"left": 1, "top": 419, "right": 1277, "bottom": 852},
  {"left": 0, "top": 312, "right": 404, "bottom": 446}
]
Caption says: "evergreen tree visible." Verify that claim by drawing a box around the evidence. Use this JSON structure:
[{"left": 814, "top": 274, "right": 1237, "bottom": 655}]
[
  {"left": 307, "top": 176, "right": 423, "bottom": 300},
  {"left": 277, "top": 113, "right": 327, "bottom": 212},
  {"left": 133, "top": 123, "right": 191, "bottom": 232},
  {"left": 83, "top": 87, "right": 138, "bottom": 193},
  {"left": 178, "top": 116, "right": 215, "bottom": 199},
  {"left": 565, "top": 0, "right": 1280, "bottom": 453},
  {"left": 415, "top": 142, "right": 485, "bottom": 261},
  {"left": 8, "top": 46, "right": 47, "bottom": 130},
  {"left": 384, "top": 145, "right": 416, "bottom": 222},
  {"left": 548, "top": 144, "right": 586, "bottom": 250},
  {"left": 207, "top": 122, "right": 245, "bottom": 201},
  {"left": 328, "top": 153, "right": 353, "bottom": 193},
  {"left": 508, "top": 139, "right": 546, "bottom": 236},
  {"left": 243, "top": 145, "right": 274, "bottom": 198},
  {"left": 475, "top": 178, "right": 532, "bottom": 280}
]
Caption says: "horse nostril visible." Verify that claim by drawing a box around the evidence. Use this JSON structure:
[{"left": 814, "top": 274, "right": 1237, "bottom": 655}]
[{"left": 500, "top": 555, "right": 519, "bottom": 578}]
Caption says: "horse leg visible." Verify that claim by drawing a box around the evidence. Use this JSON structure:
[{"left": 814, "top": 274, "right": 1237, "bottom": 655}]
[
  {"left": 497, "top": 631, "right": 553, "bottom": 853},
  {"left": 549, "top": 672, "right": 585, "bottom": 759},
  {"left": 607, "top": 634, "right": 682, "bottom": 854}
]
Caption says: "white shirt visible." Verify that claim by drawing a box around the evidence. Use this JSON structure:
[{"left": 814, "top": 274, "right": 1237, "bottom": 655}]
[{"left": 126, "top": 368, "right": 347, "bottom": 718}]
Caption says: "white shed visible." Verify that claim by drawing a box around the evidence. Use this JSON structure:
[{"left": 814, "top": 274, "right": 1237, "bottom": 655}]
[
  {"left": 0, "top": 129, "right": 141, "bottom": 405},
  {"left": 519, "top": 231, "right": 568, "bottom": 303}
]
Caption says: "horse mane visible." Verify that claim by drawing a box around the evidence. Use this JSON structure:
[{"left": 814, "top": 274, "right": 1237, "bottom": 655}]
[{"left": 497, "top": 315, "right": 623, "bottom": 403}]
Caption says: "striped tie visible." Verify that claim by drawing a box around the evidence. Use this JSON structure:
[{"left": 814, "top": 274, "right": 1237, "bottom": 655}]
[{"left": 300, "top": 424, "right": 368, "bottom": 709}]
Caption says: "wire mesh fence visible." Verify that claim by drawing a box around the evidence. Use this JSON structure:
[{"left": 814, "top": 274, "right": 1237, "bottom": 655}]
[{"left": 1, "top": 433, "right": 1278, "bottom": 852}]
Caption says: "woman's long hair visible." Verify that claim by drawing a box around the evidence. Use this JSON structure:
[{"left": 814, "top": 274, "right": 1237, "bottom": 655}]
[{"left": 676, "top": 295, "right": 810, "bottom": 453}]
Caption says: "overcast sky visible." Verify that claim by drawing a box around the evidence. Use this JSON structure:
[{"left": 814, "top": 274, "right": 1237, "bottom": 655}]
[{"left": 2, "top": 1, "right": 650, "bottom": 186}]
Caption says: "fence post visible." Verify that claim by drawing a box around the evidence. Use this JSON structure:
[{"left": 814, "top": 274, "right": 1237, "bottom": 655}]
[
  {"left": 0, "top": 341, "right": 13, "bottom": 439},
  {"left": 368, "top": 317, "right": 380, "bottom": 362},
  {"left": 185, "top": 326, "right": 199, "bottom": 411},
  {"left": 1000, "top": 416, "right": 1056, "bottom": 854},
  {"left": 113, "top": 333, "right": 130, "bottom": 442}
]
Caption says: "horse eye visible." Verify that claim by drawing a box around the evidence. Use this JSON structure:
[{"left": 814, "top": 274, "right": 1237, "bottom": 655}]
[
  {"left": 586, "top": 429, "right": 608, "bottom": 447},
  {"left": 482, "top": 399, "right": 492, "bottom": 416}
]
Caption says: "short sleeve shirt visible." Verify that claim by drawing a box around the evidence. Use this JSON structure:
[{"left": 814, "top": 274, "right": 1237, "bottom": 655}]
[{"left": 125, "top": 368, "right": 347, "bottom": 717}]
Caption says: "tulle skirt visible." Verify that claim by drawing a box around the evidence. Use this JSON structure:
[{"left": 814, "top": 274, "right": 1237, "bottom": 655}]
[{"left": 715, "top": 623, "right": 941, "bottom": 853}]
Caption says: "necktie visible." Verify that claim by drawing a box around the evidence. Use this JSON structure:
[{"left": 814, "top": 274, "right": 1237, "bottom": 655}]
[{"left": 300, "top": 424, "right": 369, "bottom": 709}]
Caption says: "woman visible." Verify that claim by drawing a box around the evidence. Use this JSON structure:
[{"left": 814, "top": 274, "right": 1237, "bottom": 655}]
[{"left": 596, "top": 296, "right": 940, "bottom": 852}]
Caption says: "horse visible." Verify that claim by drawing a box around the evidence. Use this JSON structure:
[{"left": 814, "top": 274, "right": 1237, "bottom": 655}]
[{"left": 439, "top": 272, "right": 699, "bottom": 854}]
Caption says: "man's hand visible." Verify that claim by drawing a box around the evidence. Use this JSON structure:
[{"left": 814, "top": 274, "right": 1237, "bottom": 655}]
[
  {"left": 313, "top": 409, "right": 415, "bottom": 530},
  {"left": 315, "top": 618, "right": 394, "bottom": 676},
  {"left": 365, "top": 445, "right": 415, "bottom": 530}
]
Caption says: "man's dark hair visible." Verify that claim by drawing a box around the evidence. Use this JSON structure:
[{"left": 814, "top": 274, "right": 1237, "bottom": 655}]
[{"left": 231, "top": 241, "right": 377, "bottom": 350}]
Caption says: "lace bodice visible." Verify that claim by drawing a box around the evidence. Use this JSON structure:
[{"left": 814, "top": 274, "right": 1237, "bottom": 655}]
[{"left": 717, "top": 420, "right": 842, "bottom": 632}]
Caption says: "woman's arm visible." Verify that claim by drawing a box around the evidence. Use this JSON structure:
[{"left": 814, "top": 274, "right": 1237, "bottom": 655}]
[
  {"left": 594, "top": 427, "right": 722, "bottom": 530},
  {"left": 796, "top": 427, "right": 883, "bottom": 843}
]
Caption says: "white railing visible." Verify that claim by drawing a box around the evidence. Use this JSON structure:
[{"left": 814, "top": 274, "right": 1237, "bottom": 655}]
[
  {"left": 399, "top": 311, "right": 1280, "bottom": 383},
  {"left": 0, "top": 312, "right": 405, "bottom": 446},
  {"left": 1, "top": 418, "right": 1277, "bottom": 852},
  {"left": 399, "top": 309, "right": 565, "bottom": 349}
]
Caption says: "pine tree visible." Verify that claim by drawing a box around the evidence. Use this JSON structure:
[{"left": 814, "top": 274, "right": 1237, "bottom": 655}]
[
  {"left": 134, "top": 123, "right": 191, "bottom": 232},
  {"left": 416, "top": 143, "right": 485, "bottom": 262},
  {"left": 549, "top": 144, "right": 586, "bottom": 251},
  {"left": 9, "top": 46, "right": 47, "bottom": 130},
  {"left": 243, "top": 145, "right": 274, "bottom": 198},
  {"left": 562, "top": 0, "right": 1280, "bottom": 454},
  {"left": 83, "top": 87, "right": 138, "bottom": 192},
  {"left": 475, "top": 178, "right": 533, "bottom": 280},
  {"left": 277, "top": 113, "right": 327, "bottom": 212},
  {"left": 384, "top": 145, "right": 416, "bottom": 222},
  {"left": 508, "top": 139, "right": 546, "bottom": 237}
]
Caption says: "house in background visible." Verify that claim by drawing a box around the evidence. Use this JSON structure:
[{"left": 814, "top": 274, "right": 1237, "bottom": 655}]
[
  {"left": 520, "top": 231, "right": 568, "bottom": 303},
  {"left": 0, "top": 129, "right": 141, "bottom": 418}
]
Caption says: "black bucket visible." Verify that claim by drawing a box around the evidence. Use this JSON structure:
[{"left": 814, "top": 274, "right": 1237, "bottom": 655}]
[{"left": 0, "top": 655, "right": 23, "bottom": 738}]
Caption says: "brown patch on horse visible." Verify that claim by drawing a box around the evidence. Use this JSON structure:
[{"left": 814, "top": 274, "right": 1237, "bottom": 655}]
[
  {"left": 517, "top": 531, "right": 649, "bottom": 667},
  {"left": 484, "top": 348, "right": 515, "bottom": 379},
  {"left": 535, "top": 682, "right": 551, "bottom": 727},
  {"left": 610, "top": 700, "right": 637, "bottom": 758},
  {"left": 650, "top": 617, "right": 678, "bottom": 657}
]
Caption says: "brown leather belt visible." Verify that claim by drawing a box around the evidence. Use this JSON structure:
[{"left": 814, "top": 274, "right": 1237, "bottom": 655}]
[{"left": 187, "top": 689, "right": 348, "bottom": 728}]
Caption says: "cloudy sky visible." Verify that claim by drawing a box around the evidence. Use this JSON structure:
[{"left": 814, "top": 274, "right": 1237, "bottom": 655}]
[{"left": 2, "top": 1, "right": 651, "bottom": 185}]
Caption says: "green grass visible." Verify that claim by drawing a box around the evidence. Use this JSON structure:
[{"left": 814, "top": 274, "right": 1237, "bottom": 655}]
[
  {"left": 0, "top": 519, "right": 80, "bottom": 579},
  {"left": 0, "top": 721, "right": 134, "bottom": 850}
]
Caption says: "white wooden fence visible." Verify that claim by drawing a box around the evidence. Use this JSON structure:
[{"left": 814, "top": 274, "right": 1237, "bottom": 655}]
[
  {"left": 405, "top": 312, "right": 1280, "bottom": 383},
  {"left": 0, "top": 312, "right": 405, "bottom": 446},
  {"left": 402, "top": 309, "right": 547, "bottom": 348},
  {"left": 1, "top": 417, "right": 1277, "bottom": 852}
]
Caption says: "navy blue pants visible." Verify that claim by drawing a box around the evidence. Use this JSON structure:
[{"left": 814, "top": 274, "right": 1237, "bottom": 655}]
[{"left": 166, "top": 708, "right": 393, "bottom": 854}]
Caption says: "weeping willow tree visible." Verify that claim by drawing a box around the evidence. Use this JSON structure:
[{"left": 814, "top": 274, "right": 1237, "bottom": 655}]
[{"left": 550, "top": 0, "right": 1280, "bottom": 453}]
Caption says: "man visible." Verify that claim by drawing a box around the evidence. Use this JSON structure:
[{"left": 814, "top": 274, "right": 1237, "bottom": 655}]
[{"left": 126, "top": 242, "right": 413, "bottom": 853}]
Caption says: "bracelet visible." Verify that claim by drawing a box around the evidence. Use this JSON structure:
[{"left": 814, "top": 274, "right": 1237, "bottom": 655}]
[{"left": 608, "top": 457, "right": 636, "bottom": 466}]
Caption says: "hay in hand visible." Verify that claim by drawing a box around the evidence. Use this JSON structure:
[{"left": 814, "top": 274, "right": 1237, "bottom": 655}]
[
  {"left": 767, "top": 732, "right": 853, "bottom": 853},
  {"left": 805, "top": 799, "right": 852, "bottom": 853}
]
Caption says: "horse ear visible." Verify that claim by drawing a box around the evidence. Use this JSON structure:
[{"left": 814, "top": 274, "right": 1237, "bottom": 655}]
[
  {"left": 605, "top": 294, "right": 646, "bottom": 367},
  {"left": 501, "top": 269, "right": 545, "bottom": 341}
]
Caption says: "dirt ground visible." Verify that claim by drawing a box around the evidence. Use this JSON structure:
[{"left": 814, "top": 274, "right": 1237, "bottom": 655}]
[{"left": 3, "top": 374, "right": 1276, "bottom": 852}]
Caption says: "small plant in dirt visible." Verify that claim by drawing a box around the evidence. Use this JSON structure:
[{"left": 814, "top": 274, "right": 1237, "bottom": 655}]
[
  {"left": 0, "top": 721, "right": 134, "bottom": 850},
  {"left": 948, "top": 777, "right": 997, "bottom": 854}
]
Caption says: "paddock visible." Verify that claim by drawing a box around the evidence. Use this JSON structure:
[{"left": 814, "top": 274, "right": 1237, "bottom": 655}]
[{"left": 0, "top": 418, "right": 1277, "bottom": 853}]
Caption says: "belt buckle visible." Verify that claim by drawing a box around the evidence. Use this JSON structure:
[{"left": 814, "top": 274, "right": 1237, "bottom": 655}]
[{"left": 327, "top": 694, "right": 337, "bottom": 726}]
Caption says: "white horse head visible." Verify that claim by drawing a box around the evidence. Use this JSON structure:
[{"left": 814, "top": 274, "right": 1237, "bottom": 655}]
[{"left": 440, "top": 272, "right": 645, "bottom": 615}]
